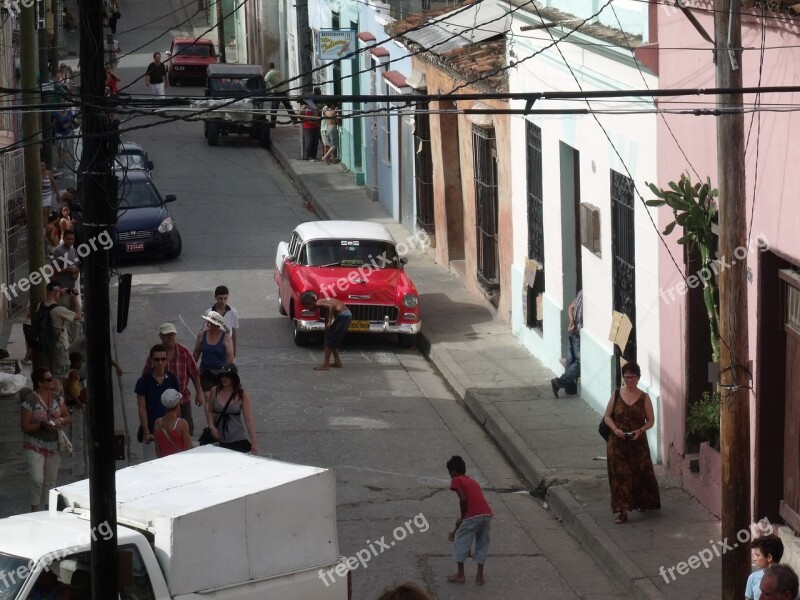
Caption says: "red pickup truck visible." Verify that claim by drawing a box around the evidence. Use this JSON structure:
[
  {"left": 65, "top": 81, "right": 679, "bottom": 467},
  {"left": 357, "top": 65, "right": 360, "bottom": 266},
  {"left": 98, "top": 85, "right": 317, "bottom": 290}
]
[{"left": 166, "top": 37, "right": 218, "bottom": 85}]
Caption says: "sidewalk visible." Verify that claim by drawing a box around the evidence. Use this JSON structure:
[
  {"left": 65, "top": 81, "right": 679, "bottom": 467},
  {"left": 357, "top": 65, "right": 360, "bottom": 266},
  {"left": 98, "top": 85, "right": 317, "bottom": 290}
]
[{"left": 267, "top": 126, "right": 723, "bottom": 600}]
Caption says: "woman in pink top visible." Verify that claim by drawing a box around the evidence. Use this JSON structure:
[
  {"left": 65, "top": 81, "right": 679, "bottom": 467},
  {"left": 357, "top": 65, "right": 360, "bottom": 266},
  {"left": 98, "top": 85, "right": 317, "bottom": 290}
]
[{"left": 154, "top": 389, "right": 192, "bottom": 458}]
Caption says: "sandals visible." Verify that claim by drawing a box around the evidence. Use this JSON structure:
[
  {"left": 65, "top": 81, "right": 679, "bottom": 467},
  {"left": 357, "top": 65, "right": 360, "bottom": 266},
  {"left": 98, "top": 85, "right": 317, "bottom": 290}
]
[{"left": 614, "top": 511, "right": 627, "bottom": 524}]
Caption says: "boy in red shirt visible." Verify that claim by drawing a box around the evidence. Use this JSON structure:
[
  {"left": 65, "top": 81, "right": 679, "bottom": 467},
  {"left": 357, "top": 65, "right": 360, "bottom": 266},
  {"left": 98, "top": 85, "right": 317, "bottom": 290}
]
[{"left": 446, "top": 455, "right": 493, "bottom": 585}]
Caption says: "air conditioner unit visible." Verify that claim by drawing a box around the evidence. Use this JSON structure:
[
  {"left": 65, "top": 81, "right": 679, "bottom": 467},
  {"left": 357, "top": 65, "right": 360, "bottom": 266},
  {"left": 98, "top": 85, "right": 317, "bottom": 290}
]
[{"left": 580, "top": 202, "right": 601, "bottom": 256}]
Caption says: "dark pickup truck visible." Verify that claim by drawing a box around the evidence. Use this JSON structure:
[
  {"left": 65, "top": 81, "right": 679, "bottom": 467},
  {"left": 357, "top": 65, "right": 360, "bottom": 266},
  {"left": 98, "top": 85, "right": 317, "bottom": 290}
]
[{"left": 199, "top": 63, "right": 270, "bottom": 148}]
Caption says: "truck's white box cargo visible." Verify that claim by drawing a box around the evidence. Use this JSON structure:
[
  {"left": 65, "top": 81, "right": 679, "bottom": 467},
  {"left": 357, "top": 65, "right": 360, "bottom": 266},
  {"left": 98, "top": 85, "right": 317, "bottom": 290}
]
[{"left": 54, "top": 447, "right": 340, "bottom": 596}]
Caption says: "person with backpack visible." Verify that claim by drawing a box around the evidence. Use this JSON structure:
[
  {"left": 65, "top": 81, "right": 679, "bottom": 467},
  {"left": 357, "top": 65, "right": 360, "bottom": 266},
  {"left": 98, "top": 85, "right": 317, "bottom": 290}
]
[{"left": 37, "top": 281, "right": 82, "bottom": 393}]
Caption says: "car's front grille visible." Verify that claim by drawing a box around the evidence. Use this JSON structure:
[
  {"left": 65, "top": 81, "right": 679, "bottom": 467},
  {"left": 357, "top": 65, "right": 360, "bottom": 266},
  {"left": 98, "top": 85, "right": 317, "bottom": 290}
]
[
  {"left": 349, "top": 304, "right": 399, "bottom": 322},
  {"left": 118, "top": 230, "right": 152, "bottom": 241}
]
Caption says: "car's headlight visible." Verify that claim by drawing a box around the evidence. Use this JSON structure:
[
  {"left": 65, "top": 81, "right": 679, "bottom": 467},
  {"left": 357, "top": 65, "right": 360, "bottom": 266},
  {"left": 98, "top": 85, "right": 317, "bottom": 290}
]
[
  {"left": 158, "top": 217, "right": 174, "bottom": 233},
  {"left": 300, "top": 291, "right": 318, "bottom": 316},
  {"left": 402, "top": 293, "right": 419, "bottom": 309}
]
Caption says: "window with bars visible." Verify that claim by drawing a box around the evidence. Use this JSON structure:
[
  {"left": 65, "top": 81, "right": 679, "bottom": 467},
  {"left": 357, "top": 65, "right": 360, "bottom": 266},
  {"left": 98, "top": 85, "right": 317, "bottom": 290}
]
[
  {"left": 611, "top": 169, "right": 637, "bottom": 373},
  {"left": 382, "top": 79, "right": 392, "bottom": 165},
  {"left": 526, "top": 121, "right": 544, "bottom": 329},
  {"left": 472, "top": 124, "right": 499, "bottom": 298},
  {"left": 414, "top": 102, "right": 435, "bottom": 236}
]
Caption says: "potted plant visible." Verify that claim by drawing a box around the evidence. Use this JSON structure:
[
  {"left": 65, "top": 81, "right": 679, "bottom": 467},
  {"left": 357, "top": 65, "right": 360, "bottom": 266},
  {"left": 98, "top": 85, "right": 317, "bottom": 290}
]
[{"left": 686, "top": 391, "right": 721, "bottom": 450}]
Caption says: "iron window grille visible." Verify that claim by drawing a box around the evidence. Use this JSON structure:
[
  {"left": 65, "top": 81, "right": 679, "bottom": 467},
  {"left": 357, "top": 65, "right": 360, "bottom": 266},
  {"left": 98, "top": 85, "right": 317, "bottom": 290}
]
[
  {"left": 472, "top": 124, "right": 499, "bottom": 298},
  {"left": 414, "top": 102, "right": 435, "bottom": 236},
  {"left": 610, "top": 169, "right": 637, "bottom": 366},
  {"left": 525, "top": 121, "right": 544, "bottom": 329}
]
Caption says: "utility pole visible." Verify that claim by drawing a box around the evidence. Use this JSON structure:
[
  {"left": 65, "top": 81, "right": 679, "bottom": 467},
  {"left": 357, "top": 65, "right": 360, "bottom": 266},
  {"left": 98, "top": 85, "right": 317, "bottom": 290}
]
[
  {"left": 216, "top": 0, "right": 226, "bottom": 63},
  {"left": 21, "top": 0, "right": 46, "bottom": 322},
  {"left": 78, "top": 0, "right": 119, "bottom": 596},
  {"left": 714, "top": 1, "right": 751, "bottom": 597},
  {"left": 296, "top": 0, "right": 313, "bottom": 93},
  {"left": 38, "top": 0, "right": 53, "bottom": 168}
]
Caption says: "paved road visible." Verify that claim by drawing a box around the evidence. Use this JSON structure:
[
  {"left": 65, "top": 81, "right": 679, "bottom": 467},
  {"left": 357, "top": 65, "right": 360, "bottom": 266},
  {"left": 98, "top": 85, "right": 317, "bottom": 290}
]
[
  {"left": 0, "top": 2, "right": 625, "bottom": 597},
  {"left": 109, "top": 69, "right": 625, "bottom": 600}
]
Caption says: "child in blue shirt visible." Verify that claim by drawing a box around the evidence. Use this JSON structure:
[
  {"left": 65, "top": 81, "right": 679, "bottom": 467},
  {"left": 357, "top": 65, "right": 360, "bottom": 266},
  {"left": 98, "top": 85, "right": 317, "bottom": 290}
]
[{"left": 745, "top": 535, "right": 784, "bottom": 600}]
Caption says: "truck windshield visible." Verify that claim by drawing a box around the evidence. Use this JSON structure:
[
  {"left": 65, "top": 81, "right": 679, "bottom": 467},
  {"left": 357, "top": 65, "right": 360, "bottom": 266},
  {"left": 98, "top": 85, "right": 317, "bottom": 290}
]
[
  {"left": 0, "top": 552, "right": 32, "bottom": 599},
  {"left": 175, "top": 43, "right": 213, "bottom": 57}
]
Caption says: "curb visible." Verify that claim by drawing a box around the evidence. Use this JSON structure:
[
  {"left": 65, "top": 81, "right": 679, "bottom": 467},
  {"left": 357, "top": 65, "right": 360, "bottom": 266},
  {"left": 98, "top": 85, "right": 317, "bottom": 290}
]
[
  {"left": 547, "top": 486, "right": 664, "bottom": 600},
  {"left": 268, "top": 139, "right": 663, "bottom": 599}
]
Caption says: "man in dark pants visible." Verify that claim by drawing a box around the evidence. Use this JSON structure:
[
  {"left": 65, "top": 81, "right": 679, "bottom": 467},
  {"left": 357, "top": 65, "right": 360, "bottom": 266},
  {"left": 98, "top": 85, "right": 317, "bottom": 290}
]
[
  {"left": 551, "top": 290, "right": 583, "bottom": 397},
  {"left": 264, "top": 62, "right": 297, "bottom": 125},
  {"left": 298, "top": 87, "right": 322, "bottom": 160}
]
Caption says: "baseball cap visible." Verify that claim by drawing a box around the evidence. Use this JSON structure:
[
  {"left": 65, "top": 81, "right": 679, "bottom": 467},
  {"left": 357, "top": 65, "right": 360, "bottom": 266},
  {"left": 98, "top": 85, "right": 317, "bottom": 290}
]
[
  {"left": 161, "top": 389, "right": 182, "bottom": 409},
  {"left": 159, "top": 322, "right": 178, "bottom": 335}
]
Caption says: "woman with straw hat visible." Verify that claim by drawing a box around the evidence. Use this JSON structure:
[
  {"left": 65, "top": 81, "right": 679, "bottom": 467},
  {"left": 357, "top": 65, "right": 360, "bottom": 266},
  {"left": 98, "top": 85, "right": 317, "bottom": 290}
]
[{"left": 192, "top": 310, "right": 233, "bottom": 404}]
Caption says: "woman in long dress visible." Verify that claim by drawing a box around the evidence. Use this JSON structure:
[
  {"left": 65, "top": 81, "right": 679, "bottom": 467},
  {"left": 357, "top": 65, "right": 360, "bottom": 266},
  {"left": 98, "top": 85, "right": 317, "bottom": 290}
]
[{"left": 602, "top": 361, "right": 661, "bottom": 524}]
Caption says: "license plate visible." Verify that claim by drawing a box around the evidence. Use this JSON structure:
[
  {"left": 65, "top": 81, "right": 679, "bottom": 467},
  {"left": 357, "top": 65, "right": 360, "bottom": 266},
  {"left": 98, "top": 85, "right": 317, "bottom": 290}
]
[
  {"left": 348, "top": 320, "right": 370, "bottom": 331},
  {"left": 126, "top": 242, "right": 144, "bottom": 252}
]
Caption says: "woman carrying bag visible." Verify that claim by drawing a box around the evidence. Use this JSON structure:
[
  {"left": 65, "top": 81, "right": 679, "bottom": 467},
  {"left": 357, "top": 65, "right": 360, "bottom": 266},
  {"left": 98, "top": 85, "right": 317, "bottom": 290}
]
[
  {"left": 21, "top": 367, "right": 71, "bottom": 512},
  {"left": 602, "top": 361, "right": 660, "bottom": 524}
]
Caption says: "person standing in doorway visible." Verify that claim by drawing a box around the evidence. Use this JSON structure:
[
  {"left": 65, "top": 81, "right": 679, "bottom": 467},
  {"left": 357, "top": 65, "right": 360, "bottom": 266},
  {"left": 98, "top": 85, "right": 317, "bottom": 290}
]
[
  {"left": 551, "top": 289, "right": 583, "bottom": 397},
  {"left": 145, "top": 52, "right": 168, "bottom": 98},
  {"left": 321, "top": 101, "right": 340, "bottom": 164}
]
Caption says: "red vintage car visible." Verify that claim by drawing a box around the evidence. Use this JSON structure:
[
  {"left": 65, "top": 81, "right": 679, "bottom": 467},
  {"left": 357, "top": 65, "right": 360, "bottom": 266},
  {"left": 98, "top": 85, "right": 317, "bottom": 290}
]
[
  {"left": 166, "top": 37, "right": 218, "bottom": 86},
  {"left": 274, "top": 221, "right": 421, "bottom": 347}
]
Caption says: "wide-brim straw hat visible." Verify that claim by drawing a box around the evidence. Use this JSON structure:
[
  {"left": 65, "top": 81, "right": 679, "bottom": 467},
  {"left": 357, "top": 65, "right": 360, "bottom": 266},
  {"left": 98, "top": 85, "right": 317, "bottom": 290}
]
[{"left": 201, "top": 310, "right": 229, "bottom": 333}]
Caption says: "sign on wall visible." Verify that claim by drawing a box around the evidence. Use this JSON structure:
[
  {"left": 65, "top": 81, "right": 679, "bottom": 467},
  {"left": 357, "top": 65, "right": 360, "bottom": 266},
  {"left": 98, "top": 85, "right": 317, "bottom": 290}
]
[{"left": 317, "top": 29, "right": 357, "bottom": 61}]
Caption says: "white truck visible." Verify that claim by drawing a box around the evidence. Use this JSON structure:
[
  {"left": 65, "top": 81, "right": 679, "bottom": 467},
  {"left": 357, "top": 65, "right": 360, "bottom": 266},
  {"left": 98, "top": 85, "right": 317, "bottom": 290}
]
[{"left": 0, "top": 447, "right": 350, "bottom": 599}]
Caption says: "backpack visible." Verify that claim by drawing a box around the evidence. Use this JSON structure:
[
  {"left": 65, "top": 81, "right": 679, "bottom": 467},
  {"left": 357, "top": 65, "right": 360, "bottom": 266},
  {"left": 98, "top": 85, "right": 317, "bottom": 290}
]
[{"left": 27, "top": 303, "right": 58, "bottom": 352}]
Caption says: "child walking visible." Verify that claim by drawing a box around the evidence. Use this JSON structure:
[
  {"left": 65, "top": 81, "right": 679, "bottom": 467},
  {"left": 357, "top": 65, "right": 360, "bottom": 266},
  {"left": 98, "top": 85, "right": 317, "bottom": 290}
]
[
  {"left": 153, "top": 389, "right": 193, "bottom": 458},
  {"left": 446, "top": 455, "right": 492, "bottom": 586}
]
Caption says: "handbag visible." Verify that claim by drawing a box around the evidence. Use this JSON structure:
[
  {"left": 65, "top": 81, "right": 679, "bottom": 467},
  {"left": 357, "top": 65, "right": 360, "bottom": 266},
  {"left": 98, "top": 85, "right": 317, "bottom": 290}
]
[
  {"left": 58, "top": 428, "right": 73, "bottom": 454},
  {"left": 599, "top": 389, "right": 619, "bottom": 441},
  {"left": 199, "top": 391, "right": 236, "bottom": 446}
]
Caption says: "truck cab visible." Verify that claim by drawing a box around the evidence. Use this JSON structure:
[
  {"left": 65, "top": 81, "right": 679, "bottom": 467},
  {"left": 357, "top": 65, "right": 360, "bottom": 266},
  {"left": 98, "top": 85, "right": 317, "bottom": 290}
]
[
  {"left": 0, "top": 448, "right": 350, "bottom": 600},
  {"left": 165, "top": 37, "right": 218, "bottom": 86},
  {"left": 198, "top": 63, "right": 270, "bottom": 148}
]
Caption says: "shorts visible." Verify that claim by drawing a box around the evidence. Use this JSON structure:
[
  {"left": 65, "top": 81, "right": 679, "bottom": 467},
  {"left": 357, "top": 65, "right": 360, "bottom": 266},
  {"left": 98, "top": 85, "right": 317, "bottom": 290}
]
[
  {"left": 200, "top": 371, "right": 217, "bottom": 391},
  {"left": 324, "top": 311, "right": 352, "bottom": 349},
  {"left": 321, "top": 129, "right": 331, "bottom": 146}
]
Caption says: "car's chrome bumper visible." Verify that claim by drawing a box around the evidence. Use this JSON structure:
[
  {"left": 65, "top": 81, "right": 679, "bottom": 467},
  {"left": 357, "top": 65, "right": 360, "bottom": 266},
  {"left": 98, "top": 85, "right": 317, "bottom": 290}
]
[{"left": 295, "top": 318, "right": 421, "bottom": 335}]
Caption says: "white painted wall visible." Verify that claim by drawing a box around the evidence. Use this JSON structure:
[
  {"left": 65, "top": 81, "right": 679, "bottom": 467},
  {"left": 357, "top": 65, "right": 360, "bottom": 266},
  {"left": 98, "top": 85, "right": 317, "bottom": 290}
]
[{"left": 506, "top": 13, "right": 662, "bottom": 458}]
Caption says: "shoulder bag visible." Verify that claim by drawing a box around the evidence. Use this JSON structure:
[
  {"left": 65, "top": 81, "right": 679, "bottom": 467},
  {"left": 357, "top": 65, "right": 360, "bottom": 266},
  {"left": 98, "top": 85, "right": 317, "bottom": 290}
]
[
  {"left": 598, "top": 389, "right": 619, "bottom": 441},
  {"left": 199, "top": 391, "right": 236, "bottom": 446}
]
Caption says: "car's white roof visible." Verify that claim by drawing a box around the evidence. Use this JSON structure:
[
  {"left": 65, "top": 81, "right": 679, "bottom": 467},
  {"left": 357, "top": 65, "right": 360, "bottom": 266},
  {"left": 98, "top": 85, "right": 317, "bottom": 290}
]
[{"left": 295, "top": 220, "right": 396, "bottom": 244}]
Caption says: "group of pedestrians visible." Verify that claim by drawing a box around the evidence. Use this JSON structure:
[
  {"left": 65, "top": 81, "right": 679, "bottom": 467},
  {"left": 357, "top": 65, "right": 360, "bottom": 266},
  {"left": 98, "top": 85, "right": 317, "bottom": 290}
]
[
  {"left": 263, "top": 63, "right": 341, "bottom": 163},
  {"left": 135, "top": 285, "right": 258, "bottom": 460}
]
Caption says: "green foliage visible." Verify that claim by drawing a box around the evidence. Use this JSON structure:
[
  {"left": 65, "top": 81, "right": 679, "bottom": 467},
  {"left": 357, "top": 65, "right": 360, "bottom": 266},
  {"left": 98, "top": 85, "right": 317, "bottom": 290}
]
[
  {"left": 646, "top": 173, "right": 721, "bottom": 363},
  {"left": 686, "top": 391, "right": 721, "bottom": 440}
]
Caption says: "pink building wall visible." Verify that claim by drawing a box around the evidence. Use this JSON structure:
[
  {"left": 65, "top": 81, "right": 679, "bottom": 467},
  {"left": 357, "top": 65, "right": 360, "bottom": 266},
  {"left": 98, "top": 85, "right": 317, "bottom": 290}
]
[{"left": 656, "top": 4, "right": 800, "bottom": 499}]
